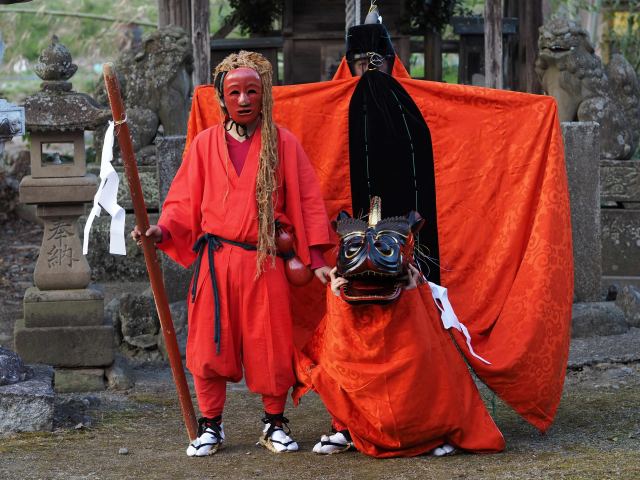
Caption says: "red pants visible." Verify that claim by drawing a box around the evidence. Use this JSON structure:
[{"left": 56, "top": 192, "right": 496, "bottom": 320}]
[
  {"left": 188, "top": 247, "right": 296, "bottom": 418},
  {"left": 187, "top": 247, "right": 296, "bottom": 395},
  {"left": 194, "top": 374, "right": 287, "bottom": 418}
]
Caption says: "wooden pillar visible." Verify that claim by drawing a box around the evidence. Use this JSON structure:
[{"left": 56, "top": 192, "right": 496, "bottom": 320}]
[
  {"left": 506, "top": 0, "right": 542, "bottom": 93},
  {"left": 283, "top": 0, "right": 294, "bottom": 85},
  {"left": 520, "top": 0, "right": 542, "bottom": 93},
  {"left": 158, "top": 0, "right": 192, "bottom": 32},
  {"left": 484, "top": 0, "right": 503, "bottom": 89},
  {"left": 191, "top": 0, "right": 210, "bottom": 86},
  {"left": 424, "top": 31, "right": 442, "bottom": 81}
]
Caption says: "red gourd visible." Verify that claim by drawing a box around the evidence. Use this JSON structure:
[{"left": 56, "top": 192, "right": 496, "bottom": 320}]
[{"left": 276, "top": 224, "right": 313, "bottom": 286}]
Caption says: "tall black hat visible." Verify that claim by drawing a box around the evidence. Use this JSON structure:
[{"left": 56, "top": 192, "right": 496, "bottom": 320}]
[{"left": 346, "top": 3, "right": 395, "bottom": 67}]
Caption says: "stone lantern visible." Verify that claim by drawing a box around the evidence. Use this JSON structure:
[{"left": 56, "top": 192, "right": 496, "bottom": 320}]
[{"left": 15, "top": 37, "right": 114, "bottom": 391}]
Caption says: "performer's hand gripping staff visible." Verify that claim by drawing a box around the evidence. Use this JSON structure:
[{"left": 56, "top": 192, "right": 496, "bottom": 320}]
[{"left": 102, "top": 63, "right": 198, "bottom": 441}]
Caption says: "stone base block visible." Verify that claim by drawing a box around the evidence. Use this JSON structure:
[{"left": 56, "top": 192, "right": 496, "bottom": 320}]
[
  {"left": 23, "top": 286, "right": 104, "bottom": 328},
  {"left": 571, "top": 301, "right": 628, "bottom": 338},
  {"left": 54, "top": 368, "right": 105, "bottom": 393},
  {"left": 14, "top": 318, "right": 114, "bottom": 367},
  {"left": 0, "top": 365, "right": 54, "bottom": 433},
  {"left": 19, "top": 174, "right": 97, "bottom": 204}
]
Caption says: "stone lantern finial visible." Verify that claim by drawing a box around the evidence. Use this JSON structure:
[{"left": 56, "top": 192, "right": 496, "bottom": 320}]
[{"left": 34, "top": 36, "right": 78, "bottom": 92}]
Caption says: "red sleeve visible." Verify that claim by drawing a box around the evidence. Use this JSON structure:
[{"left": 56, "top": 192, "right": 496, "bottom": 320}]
[
  {"left": 309, "top": 246, "right": 327, "bottom": 270},
  {"left": 157, "top": 224, "right": 172, "bottom": 244},
  {"left": 293, "top": 135, "right": 334, "bottom": 251},
  {"left": 156, "top": 131, "right": 207, "bottom": 268}
]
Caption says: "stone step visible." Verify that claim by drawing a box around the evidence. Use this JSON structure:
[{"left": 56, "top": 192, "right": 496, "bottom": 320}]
[
  {"left": 14, "top": 318, "right": 114, "bottom": 368},
  {"left": 23, "top": 286, "right": 104, "bottom": 328},
  {"left": 571, "top": 301, "right": 628, "bottom": 338},
  {"left": 54, "top": 368, "right": 105, "bottom": 393}
]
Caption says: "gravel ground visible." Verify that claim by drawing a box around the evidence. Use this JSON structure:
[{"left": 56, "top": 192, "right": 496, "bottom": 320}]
[{"left": 0, "top": 362, "right": 639, "bottom": 480}]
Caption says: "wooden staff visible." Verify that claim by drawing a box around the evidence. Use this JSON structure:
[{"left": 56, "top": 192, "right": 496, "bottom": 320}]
[{"left": 102, "top": 63, "right": 198, "bottom": 441}]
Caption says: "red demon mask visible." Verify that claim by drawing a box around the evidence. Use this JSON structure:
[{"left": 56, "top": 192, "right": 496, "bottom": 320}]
[{"left": 222, "top": 67, "right": 263, "bottom": 126}]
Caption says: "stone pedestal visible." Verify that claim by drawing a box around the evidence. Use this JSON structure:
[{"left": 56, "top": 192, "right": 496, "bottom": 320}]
[
  {"left": 54, "top": 368, "right": 107, "bottom": 393},
  {"left": 17, "top": 175, "right": 112, "bottom": 390},
  {"left": 562, "top": 122, "right": 602, "bottom": 302},
  {"left": 14, "top": 318, "right": 113, "bottom": 368},
  {"left": 571, "top": 302, "right": 628, "bottom": 338}
]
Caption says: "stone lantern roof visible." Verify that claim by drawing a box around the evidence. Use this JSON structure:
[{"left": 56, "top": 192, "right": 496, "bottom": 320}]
[{"left": 24, "top": 36, "right": 111, "bottom": 132}]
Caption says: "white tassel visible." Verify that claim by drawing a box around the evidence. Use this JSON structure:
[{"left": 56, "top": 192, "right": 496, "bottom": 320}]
[
  {"left": 428, "top": 281, "right": 491, "bottom": 365},
  {"left": 83, "top": 121, "right": 126, "bottom": 256}
]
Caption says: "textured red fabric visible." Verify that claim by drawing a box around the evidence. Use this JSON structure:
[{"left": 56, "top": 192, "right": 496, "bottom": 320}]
[
  {"left": 294, "top": 285, "right": 505, "bottom": 457},
  {"left": 183, "top": 59, "right": 573, "bottom": 433},
  {"left": 193, "top": 374, "right": 226, "bottom": 418},
  {"left": 193, "top": 374, "right": 287, "bottom": 417},
  {"left": 261, "top": 393, "right": 288, "bottom": 415}
]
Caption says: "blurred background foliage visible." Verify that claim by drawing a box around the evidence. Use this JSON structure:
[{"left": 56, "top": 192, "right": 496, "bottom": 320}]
[
  {"left": 0, "top": 0, "right": 232, "bottom": 100},
  {"left": 0, "top": 0, "right": 638, "bottom": 103}
]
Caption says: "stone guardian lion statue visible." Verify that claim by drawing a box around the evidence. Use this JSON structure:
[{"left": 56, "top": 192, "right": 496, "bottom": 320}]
[{"left": 535, "top": 16, "right": 640, "bottom": 159}]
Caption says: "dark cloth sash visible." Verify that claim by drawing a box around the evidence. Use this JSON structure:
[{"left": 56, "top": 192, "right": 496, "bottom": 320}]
[{"left": 191, "top": 233, "right": 292, "bottom": 355}]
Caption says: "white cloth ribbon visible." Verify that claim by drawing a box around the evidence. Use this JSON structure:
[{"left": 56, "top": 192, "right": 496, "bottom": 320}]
[
  {"left": 428, "top": 281, "right": 491, "bottom": 365},
  {"left": 83, "top": 121, "right": 126, "bottom": 256}
]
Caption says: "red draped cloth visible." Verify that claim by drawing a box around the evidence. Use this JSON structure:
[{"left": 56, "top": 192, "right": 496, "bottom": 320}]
[{"left": 183, "top": 59, "right": 573, "bottom": 436}]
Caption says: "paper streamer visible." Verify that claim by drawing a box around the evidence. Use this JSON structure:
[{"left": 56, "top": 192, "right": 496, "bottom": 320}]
[
  {"left": 83, "top": 121, "right": 126, "bottom": 256},
  {"left": 429, "top": 281, "right": 491, "bottom": 365}
]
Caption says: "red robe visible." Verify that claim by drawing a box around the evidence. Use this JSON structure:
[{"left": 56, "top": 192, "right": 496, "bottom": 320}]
[
  {"left": 294, "top": 285, "right": 506, "bottom": 457},
  {"left": 158, "top": 124, "right": 331, "bottom": 395},
  {"left": 183, "top": 60, "right": 573, "bottom": 434}
]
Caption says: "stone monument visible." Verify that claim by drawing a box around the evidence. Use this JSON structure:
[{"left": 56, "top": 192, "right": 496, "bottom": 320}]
[{"left": 15, "top": 37, "right": 114, "bottom": 392}]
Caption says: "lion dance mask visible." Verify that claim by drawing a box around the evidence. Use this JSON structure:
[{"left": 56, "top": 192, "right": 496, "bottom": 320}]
[{"left": 334, "top": 197, "right": 425, "bottom": 304}]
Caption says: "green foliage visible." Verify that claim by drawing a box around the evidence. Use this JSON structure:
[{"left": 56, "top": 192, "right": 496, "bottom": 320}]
[
  {"left": 227, "top": 0, "right": 283, "bottom": 35},
  {"left": 404, "top": 0, "right": 469, "bottom": 34},
  {"left": 0, "top": 0, "right": 157, "bottom": 63},
  {"left": 604, "top": 1, "right": 640, "bottom": 74}
]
